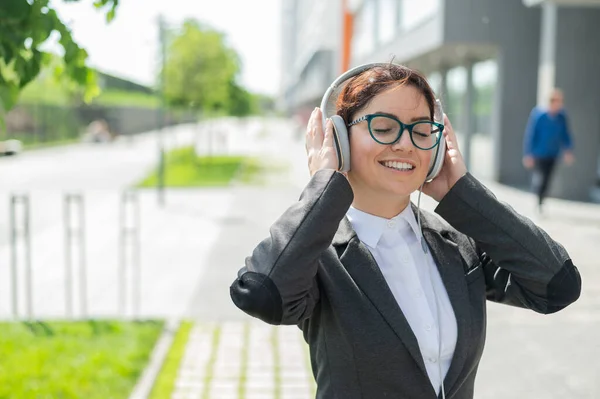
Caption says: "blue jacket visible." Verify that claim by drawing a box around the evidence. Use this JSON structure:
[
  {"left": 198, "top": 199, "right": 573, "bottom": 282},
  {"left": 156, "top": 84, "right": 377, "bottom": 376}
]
[{"left": 523, "top": 107, "right": 573, "bottom": 159}]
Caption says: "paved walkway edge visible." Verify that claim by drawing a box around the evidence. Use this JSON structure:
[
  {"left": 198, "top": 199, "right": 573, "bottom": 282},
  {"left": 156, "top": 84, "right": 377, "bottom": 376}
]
[{"left": 129, "top": 318, "right": 181, "bottom": 399}]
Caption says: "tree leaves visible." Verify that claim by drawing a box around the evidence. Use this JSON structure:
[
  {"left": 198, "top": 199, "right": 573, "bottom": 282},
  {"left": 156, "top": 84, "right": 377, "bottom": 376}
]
[
  {"left": 92, "top": 0, "right": 119, "bottom": 22},
  {"left": 0, "top": 0, "right": 118, "bottom": 117},
  {"left": 0, "top": 1, "right": 31, "bottom": 21},
  {"left": 0, "top": 83, "right": 20, "bottom": 112},
  {"left": 162, "top": 19, "right": 256, "bottom": 116}
]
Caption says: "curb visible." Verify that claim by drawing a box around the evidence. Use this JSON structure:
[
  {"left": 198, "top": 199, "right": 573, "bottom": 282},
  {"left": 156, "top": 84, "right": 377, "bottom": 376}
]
[{"left": 129, "top": 318, "right": 180, "bottom": 399}]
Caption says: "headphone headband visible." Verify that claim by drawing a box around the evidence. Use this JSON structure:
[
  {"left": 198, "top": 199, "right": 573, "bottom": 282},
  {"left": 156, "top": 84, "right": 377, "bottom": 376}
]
[{"left": 320, "top": 62, "right": 395, "bottom": 127}]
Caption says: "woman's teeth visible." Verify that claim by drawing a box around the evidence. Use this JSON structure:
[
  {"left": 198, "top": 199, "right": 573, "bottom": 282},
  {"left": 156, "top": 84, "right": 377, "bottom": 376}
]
[{"left": 382, "top": 161, "right": 414, "bottom": 171}]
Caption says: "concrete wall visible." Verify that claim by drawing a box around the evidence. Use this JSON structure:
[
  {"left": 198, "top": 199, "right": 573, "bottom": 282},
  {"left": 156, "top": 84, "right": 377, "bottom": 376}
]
[
  {"left": 280, "top": 0, "right": 343, "bottom": 114},
  {"left": 443, "top": 0, "right": 542, "bottom": 187},
  {"left": 550, "top": 7, "right": 600, "bottom": 200}
]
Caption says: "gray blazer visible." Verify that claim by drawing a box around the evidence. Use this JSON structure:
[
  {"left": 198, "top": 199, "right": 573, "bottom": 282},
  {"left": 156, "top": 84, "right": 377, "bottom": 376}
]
[{"left": 230, "top": 170, "right": 581, "bottom": 399}]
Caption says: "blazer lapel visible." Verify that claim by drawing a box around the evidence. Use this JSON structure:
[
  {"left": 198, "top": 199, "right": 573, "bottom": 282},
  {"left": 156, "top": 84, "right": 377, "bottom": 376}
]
[
  {"left": 418, "top": 209, "right": 473, "bottom": 396},
  {"left": 333, "top": 217, "right": 429, "bottom": 378}
]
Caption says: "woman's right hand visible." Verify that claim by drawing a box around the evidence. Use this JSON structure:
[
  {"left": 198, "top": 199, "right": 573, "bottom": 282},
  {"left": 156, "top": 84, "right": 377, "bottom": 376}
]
[{"left": 305, "top": 107, "right": 340, "bottom": 177}]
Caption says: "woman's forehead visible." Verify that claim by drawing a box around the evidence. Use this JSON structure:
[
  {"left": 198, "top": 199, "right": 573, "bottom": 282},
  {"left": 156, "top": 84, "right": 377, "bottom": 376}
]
[{"left": 363, "top": 85, "right": 428, "bottom": 114}]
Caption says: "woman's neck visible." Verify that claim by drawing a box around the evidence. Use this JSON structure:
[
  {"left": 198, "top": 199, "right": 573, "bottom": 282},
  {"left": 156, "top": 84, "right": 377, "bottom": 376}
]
[{"left": 351, "top": 191, "right": 411, "bottom": 219}]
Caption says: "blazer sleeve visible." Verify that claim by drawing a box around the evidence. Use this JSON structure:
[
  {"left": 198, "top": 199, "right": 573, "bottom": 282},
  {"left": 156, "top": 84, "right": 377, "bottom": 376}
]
[
  {"left": 435, "top": 173, "right": 581, "bottom": 314},
  {"left": 230, "top": 169, "right": 353, "bottom": 325}
]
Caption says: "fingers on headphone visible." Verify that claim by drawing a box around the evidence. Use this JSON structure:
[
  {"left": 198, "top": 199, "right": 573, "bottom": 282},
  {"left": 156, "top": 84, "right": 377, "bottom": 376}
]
[
  {"left": 307, "top": 108, "right": 323, "bottom": 138},
  {"left": 323, "top": 118, "right": 334, "bottom": 148},
  {"left": 306, "top": 108, "right": 318, "bottom": 147}
]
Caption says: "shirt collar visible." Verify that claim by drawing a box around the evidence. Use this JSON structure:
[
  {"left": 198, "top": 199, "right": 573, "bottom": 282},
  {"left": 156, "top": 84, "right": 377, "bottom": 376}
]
[
  {"left": 346, "top": 203, "right": 421, "bottom": 248},
  {"left": 398, "top": 203, "right": 423, "bottom": 240}
]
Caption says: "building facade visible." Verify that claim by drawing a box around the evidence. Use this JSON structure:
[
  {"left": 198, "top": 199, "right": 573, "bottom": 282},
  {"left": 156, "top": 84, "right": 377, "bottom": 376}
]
[
  {"left": 280, "top": 0, "right": 345, "bottom": 124},
  {"left": 280, "top": 0, "right": 600, "bottom": 202}
]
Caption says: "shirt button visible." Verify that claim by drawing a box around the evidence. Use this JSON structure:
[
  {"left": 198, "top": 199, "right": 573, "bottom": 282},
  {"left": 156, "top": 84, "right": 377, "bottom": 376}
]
[
  {"left": 425, "top": 324, "right": 432, "bottom": 331},
  {"left": 429, "top": 357, "right": 438, "bottom": 363},
  {"left": 415, "top": 290, "right": 423, "bottom": 298},
  {"left": 387, "top": 220, "right": 396, "bottom": 228}
]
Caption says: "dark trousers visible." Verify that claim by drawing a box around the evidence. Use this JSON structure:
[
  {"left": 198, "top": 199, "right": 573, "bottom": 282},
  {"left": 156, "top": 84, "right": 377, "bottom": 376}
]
[{"left": 532, "top": 157, "right": 557, "bottom": 206}]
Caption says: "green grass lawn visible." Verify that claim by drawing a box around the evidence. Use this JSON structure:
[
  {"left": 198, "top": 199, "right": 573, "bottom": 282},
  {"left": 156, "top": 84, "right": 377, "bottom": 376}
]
[
  {"left": 19, "top": 78, "right": 159, "bottom": 109},
  {"left": 92, "top": 89, "right": 160, "bottom": 108},
  {"left": 0, "top": 320, "right": 164, "bottom": 399},
  {"left": 136, "top": 146, "right": 268, "bottom": 188}
]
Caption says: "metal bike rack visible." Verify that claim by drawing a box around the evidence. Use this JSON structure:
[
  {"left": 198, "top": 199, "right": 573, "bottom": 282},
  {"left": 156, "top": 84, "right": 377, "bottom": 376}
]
[
  {"left": 9, "top": 194, "right": 32, "bottom": 320},
  {"left": 119, "top": 190, "right": 141, "bottom": 318},
  {"left": 64, "top": 194, "right": 87, "bottom": 318}
]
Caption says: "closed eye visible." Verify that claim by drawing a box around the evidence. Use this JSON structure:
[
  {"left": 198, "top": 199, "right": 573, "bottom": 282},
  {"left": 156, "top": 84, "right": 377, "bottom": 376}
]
[{"left": 412, "top": 132, "right": 429, "bottom": 138}]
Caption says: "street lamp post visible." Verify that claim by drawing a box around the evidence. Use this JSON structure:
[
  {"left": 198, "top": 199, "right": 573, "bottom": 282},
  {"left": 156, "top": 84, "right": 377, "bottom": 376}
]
[{"left": 157, "top": 15, "right": 167, "bottom": 207}]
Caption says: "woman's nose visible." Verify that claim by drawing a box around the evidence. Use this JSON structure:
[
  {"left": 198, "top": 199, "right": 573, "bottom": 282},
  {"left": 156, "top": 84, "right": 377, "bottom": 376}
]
[{"left": 390, "top": 128, "right": 414, "bottom": 151}]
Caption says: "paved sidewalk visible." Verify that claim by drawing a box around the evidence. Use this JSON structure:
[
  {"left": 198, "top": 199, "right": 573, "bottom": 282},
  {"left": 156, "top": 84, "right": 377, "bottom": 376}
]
[{"left": 173, "top": 321, "right": 315, "bottom": 399}]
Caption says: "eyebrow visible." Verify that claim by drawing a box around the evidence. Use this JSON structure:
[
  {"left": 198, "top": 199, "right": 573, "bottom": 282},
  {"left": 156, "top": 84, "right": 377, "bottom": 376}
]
[{"left": 373, "top": 111, "right": 432, "bottom": 122}]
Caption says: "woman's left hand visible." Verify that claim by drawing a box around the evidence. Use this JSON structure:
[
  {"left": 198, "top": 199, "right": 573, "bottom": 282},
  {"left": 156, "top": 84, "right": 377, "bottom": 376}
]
[{"left": 422, "top": 114, "right": 468, "bottom": 202}]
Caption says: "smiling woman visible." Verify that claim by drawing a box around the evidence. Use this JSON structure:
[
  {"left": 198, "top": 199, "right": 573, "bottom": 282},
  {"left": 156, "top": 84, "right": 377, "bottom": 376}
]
[{"left": 230, "top": 63, "right": 581, "bottom": 399}]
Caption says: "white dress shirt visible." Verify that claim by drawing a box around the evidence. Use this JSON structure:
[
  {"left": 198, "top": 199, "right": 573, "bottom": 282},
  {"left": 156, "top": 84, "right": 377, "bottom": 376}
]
[{"left": 346, "top": 204, "right": 458, "bottom": 395}]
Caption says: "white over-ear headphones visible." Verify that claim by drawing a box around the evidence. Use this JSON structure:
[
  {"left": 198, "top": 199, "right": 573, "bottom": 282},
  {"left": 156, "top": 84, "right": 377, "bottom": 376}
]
[{"left": 319, "top": 62, "right": 446, "bottom": 182}]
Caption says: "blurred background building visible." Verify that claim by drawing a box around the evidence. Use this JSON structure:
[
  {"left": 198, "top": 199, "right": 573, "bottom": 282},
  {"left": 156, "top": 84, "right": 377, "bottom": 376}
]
[{"left": 280, "top": 0, "right": 600, "bottom": 203}]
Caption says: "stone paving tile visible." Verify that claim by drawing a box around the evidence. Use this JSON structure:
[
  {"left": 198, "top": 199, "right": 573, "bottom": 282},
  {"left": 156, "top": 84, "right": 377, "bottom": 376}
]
[{"left": 171, "top": 320, "right": 315, "bottom": 399}]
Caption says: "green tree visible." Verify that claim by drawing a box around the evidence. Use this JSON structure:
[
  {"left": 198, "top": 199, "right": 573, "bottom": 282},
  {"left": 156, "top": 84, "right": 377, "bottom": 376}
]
[
  {"left": 227, "top": 81, "right": 255, "bottom": 116},
  {"left": 0, "top": 0, "right": 117, "bottom": 114},
  {"left": 163, "top": 19, "right": 249, "bottom": 116}
]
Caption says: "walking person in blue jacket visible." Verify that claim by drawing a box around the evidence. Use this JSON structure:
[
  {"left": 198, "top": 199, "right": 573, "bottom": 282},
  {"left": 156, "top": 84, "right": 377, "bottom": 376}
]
[{"left": 523, "top": 88, "right": 575, "bottom": 213}]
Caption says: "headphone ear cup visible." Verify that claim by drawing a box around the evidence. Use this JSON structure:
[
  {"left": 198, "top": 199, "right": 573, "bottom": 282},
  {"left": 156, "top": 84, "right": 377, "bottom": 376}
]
[
  {"left": 330, "top": 115, "right": 351, "bottom": 172},
  {"left": 426, "top": 99, "right": 446, "bottom": 181},
  {"left": 426, "top": 132, "right": 446, "bottom": 181}
]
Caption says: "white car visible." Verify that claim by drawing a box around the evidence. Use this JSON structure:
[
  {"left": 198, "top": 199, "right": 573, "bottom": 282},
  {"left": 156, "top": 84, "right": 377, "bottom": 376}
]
[{"left": 0, "top": 139, "right": 23, "bottom": 156}]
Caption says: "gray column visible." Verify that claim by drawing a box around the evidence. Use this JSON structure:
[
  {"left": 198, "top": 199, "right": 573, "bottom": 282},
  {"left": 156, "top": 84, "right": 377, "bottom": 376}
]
[
  {"left": 462, "top": 61, "right": 475, "bottom": 171},
  {"left": 492, "top": 33, "right": 541, "bottom": 187}
]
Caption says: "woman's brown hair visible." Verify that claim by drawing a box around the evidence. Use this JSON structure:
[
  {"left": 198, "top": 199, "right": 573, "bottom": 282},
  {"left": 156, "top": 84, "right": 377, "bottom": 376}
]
[{"left": 336, "top": 63, "right": 436, "bottom": 125}]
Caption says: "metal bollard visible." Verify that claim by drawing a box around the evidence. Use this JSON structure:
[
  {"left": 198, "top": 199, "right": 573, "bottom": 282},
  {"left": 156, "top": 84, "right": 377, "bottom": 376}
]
[
  {"left": 119, "top": 190, "right": 141, "bottom": 319},
  {"left": 63, "top": 194, "right": 87, "bottom": 319},
  {"left": 9, "top": 194, "right": 32, "bottom": 321}
]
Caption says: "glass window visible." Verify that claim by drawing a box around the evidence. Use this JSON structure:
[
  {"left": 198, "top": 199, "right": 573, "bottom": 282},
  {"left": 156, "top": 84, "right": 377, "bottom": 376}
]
[
  {"left": 447, "top": 66, "right": 467, "bottom": 131},
  {"left": 427, "top": 72, "right": 442, "bottom": 95},
  {"left": 473, "top": 60, "right": 498, "bottom": 136}
]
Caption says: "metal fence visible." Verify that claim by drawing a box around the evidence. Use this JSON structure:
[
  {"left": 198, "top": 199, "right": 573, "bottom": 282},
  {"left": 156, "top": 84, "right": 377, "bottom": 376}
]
[
  {"left": 10, "top": 194, "right": 32, "bottom": 320},
  {"left": 7, "top": 192, "right": 141, "bottom": 321}
]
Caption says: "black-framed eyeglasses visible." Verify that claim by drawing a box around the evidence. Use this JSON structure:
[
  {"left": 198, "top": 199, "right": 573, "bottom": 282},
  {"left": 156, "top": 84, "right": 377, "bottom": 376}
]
[{"left": 347, "top": 114, "right": 444, "bottom": 150}]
